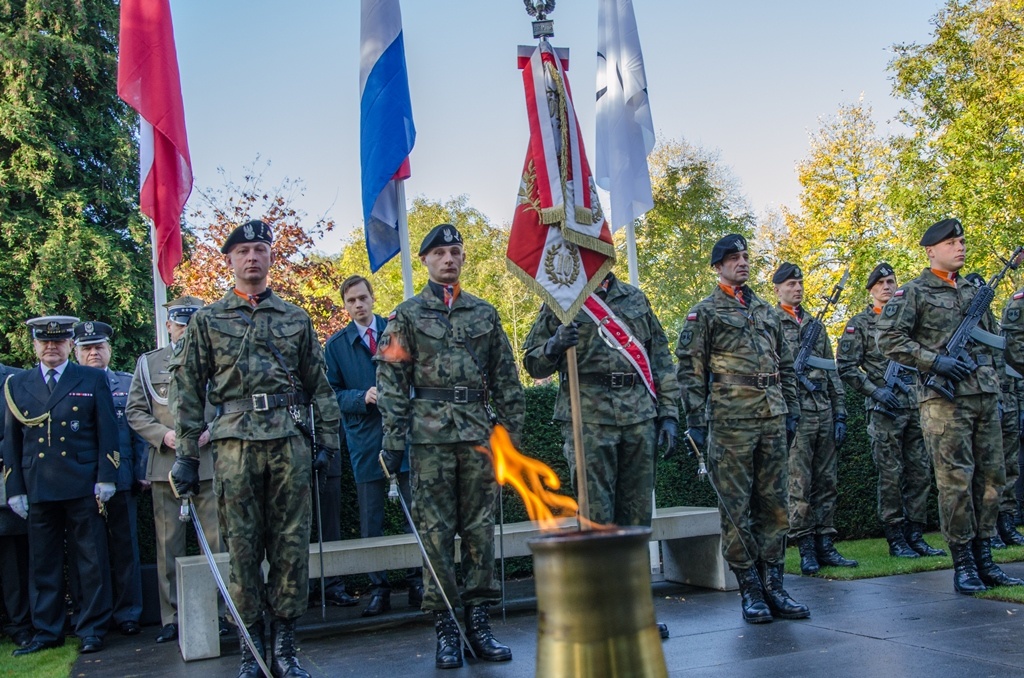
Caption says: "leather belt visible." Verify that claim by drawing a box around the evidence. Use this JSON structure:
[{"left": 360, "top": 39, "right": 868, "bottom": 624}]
[
  {"left": 572, "top": 372, "right": 639, "bottom": 388},
  {"left": 219, "top": 391, "right": 309, "bottom": 414},
  {"left": 710, "top": 372, "right": 780, "bottom": 389},
  {"left": 412, "top": 386, "right": 485, "bottom": 404}
]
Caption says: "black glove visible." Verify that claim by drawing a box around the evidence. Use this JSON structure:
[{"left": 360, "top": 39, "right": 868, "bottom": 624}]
[
  {"left": 785, "top": 415, "right": 800, "bottom": 448},
  {"left": 677, "top": 426, "right": 706, "bottom": 460},
  {"left": 312, "top": 445, "right": 334, "bottom": 473},
  {"left": 834, "top": 419, "right": 848, "bottom": 449},
  {"left": 931, "top": 355, "right": 971, "bottom": 383},
  {"left": 379, "top": 449, "right": 404, "bottom": 478},
  {"left": 169, "top": 456, "right": 200, "bottom": 499},
  {"left": 870, "top": 386, "right": 902, "bottom": 412},
  {"left": 543, "top": 322, "right": 579, "bottom": 359},
  {"left": 657, "top": 419, "right": 678, "bottom": 459}
]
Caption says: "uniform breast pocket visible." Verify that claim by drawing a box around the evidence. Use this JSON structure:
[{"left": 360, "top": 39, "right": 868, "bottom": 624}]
[
  {"left": 714, "top": 313, "right": 749, "bottom": 351},
  {"left": 920, "top": 297, "right": 957, "bottom": 331},
  {"left": 269, "top": 317, "right": 306, "bottom": 363},
  {"left": 415, "top": 316, "right": 448, "bottom": 341},
  {"left": 208, "top": 316, "right": 249, "bottom": 340},
  {"left": 620, "top": 307, "right": 652, "bottom": 344}
]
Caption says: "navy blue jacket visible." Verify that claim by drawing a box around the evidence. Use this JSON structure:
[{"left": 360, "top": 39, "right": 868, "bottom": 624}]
[
  {"left": 3, "top": 362, "right": 119, "bottom": 502},
  {"left": 324, "top": 315, "right": 408, "bottom": 483},
  {"left": 107, "top": 369, "right": 147, "bottom": 491}
]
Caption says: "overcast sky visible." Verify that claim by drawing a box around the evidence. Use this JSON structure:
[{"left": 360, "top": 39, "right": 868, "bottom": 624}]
[{"left": 170, "top": 0, "right": 947, "bottom": 255}]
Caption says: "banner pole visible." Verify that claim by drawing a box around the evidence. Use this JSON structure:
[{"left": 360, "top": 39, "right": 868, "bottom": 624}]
[
  {"left": 150, "top": 221, "right": 168, "bottom": 348},
  {"left": 397, "top": 180, "right": 414, "bottom": 301},
  {"left": 566, "top": 346, "right": 589, "bottom": 526}
]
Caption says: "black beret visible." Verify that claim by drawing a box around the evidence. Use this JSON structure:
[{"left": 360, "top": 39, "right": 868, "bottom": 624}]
[
  {"left": 710, "top": 234, "right": 747, "bottom": 267},
  {"left": 419, "top": 223, "right": 463, "bottom": 256},
  {"left": 919, "top": 218, "right": 963, "bottom": 247},
  {"left": 221, "top": 219, "right": 273, "bottom": 254},
  {"left": 772, "top": 262, "right": 803, "bottom": 285},
  {"left": 26, "top": 315, "right": 78, "bottom": 341},
  {"left": 866, "top": 262, "right": 895, "bottom": 290},
  {"left": 73, "top": 320, "right": 113, "bottom": 346}
]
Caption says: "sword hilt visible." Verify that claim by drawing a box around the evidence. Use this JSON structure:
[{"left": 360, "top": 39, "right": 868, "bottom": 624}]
[
  {"left": 179, "top": 498, "right": 190, "bottom": 523},
  {"left": 387, "top": 476, "right": 399, "bottom": 503}
]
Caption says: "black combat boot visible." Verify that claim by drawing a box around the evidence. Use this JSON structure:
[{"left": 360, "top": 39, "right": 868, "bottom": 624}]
[
  {"left": 948, "top": 542, "right": 986, "bottom": 594},
  {"left": 973, "top": 538, "right": 1024, "bottom": 587},
  {"left": 884, "top": 523, "right": 919, "bottom": 558},
  {"left": 904, "top": 521, "right": 946, "bottom": 557},
  {"left": 797, "top": 535, "right": 820, "bottom": 575},
  {"left": 997, "top": 512, "right": 1024, "bottom": 546},
  {"left": 990, "top": 531, "right": 1008, "bottom": 549},
  {"left": 464, "top": 604, "right": 511, "bottom": 662},
  {"left": 760, "top": 562, "right": 810, "bottom": 619},
  {"left": 732, "top": 567, "right": 772, "bottom": 624},
  {"left": 237, "top": 620, "right": 266, "bottom": 678},
  {"left": 815, "top": 534, "right": 858, "bottom": 568},
  {"left": 434, "top": 610, "right": 463, "bottom": 669},
  {"left": 269, "top": 617, "right": 309, "bottom": 678}
]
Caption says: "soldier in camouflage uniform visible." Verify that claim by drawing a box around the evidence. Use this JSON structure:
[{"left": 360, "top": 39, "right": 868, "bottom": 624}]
[
  {"left": 170, "top": 220, "right": 341, "bottom": 678},
  {"left": 675, "top": 235, "right": 808, "bottom": 624},
  {"left": 836, "top": 263, "right": 945, "bottom": 560},
  {"left": 878, "top": 218, "right": 1022, "bottom": 595},
  {"left": 772, "top": 262, "right": 856, "bottom": 575},
  {"left": 998, "top": 286, "right": 1024, "bottom": 545},
  {"left": 376, "top": 224, "right": 525, "bottom": 670}
]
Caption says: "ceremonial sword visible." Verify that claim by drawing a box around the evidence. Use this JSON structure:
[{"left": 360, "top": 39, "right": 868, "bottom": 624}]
[{"left": 379, "top": 453, "right": 477, "bottom": 659}]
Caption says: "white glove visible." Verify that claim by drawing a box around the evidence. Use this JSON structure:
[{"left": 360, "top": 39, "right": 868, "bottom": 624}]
[
  {"left": 94, "top": 482, "right": 116, "bottom": 503},
  {"left": 7, "top": 495, "right": 28, "bottom": 519}
]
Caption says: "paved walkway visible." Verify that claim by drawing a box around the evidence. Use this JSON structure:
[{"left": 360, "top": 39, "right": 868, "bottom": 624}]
[{"left": 73, "top": 563, "right": 1024, "bottom": 677}]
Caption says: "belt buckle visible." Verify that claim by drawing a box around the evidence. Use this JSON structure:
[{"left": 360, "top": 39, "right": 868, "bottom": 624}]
[
  {"left": 757, "top": 374, "right": 768, "bottom": 389},
  {"left": 453, "top": 386, "right": 469, "bottom": 404},
  {"left": 252, "top": 393, "right": 270, "bottom": 412},
  {"left": 610, "top": 373, "right": 625, "bottom": 388}
]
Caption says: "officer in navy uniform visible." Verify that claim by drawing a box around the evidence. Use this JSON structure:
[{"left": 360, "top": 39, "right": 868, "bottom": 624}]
[
  {"left": 3, "top": 316, "right": 119, "bottom": 656},
  {"left": 0, "top": 360, "right": 33, "bottom": 649},
  {"left": 72, "top": 321, "right": 147, "bottom": 636}
]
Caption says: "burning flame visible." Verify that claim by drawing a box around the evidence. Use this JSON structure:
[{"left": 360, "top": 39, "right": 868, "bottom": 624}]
[{"left": 482, "top": 424, "right": 580, "bottom": 530}]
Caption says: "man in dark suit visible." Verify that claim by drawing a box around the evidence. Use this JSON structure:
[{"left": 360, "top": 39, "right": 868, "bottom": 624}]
[
  {"left": 324, "top": 275, "right": 421, "bottom": 617},
  {"left": 3, "top": 316, "right": 119, "bottom": 656},
  {"left": 0, "top": 360, "right": 33, "bottom": 649},
  {"left": 72, "top": 321, "right": 147, "bottom": 637}
]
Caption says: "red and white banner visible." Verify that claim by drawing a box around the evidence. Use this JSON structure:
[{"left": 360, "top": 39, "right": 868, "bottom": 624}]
[
  {"left": 507, "top": 41, "right": 615, "bottom": 325},
  {"left": 117, "top": 0, "right": 192, "bottom": 286},
  {"left": 582, "top": 294, "right": 656, "bottom": 400}
]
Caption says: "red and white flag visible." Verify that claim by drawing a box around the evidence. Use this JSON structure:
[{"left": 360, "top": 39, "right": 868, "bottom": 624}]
[
  {"left": 117, "top": 0, "right": 192, "bottom": 286},
  {"left": 507, "top": 42, "right": 615, "bottom": 325}
]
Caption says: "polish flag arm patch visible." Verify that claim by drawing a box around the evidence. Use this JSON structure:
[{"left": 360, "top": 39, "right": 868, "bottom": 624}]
[
  {"left": 686, "top": 312, "right": 698, "bottom": 322},
  {"left": 845, "top": 326, "right": 856, "bottom": 334},
  {"left": 894, "top": 289, "right": 905, "bottom": 298},
  {"left": 1014, "top": 291, "right": 1024, "bottom": 300}
]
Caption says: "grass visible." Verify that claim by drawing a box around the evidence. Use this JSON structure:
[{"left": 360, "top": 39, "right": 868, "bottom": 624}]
[
  {"left": 785, "top": 533, "right": 1024, "bottom": 602},
  {"left": 0, "top": 638, "right": 78, "bottom": 678}
]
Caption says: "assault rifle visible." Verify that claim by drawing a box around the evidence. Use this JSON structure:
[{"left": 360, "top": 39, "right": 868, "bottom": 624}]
[
  {"left": 793, "top": 267, "right": 850, "bottom": 393},
  {"left": 925, "top": 247, "right": 1024, "bottom": 401},
  {"left": 873, "top": 360, "right": 916, "bottom": 419}
]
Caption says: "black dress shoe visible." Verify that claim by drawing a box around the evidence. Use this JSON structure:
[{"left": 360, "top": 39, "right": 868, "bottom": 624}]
[
  {"left": 656, "top": 623, "right": 669, "bottom": 640},
  {"left": 12, "top": 638, "right": 64, "bottom": 657},
  {"left": 361, "top": 592, "right": 392, "bottom": 617},
  {"left": 324, "top": 587, "right": 358, "bottom": 607},
  {"left": 119, "top": 620, "right": 141, "bottom": 636},
  {"left": 79, "top": 636, "right": 103, "bottom": 653},
  {"left": 408, "top": 583, "right": 424, "bottom": 608},
  {"left": 155, "top": 623, "right": 178, "bottom": 644},
  {"left": 11, "top": 629, "right": 33, "bottom": 648}
]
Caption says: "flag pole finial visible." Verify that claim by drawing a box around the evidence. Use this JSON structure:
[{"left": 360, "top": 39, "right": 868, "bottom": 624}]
[{"left": 523, "top": 0, "right": 555, "bottom": 38}]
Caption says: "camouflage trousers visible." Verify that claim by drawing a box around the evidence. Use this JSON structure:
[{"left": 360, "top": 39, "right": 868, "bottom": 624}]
[
  {"left": 787, "top": 407, "right": 838, "bottom": 539},
  {"left": 707, "top": 415, "right": 790, "bottom": 570},
  {"left": 560, "top": 419, "right": 656, "bottom": 527},
  {"left": 920, "top": 394, "right": 1004, "bottom": 545},
  {"left": 866, "top": 407, "right": 931, "bottom": 525},
  {"left": 1000, "top": 395, "right": 1020, "bottom": 514},
  {"left": 410, "top": 441, "right": 500, "bottom": 612},
  {"left": 214, "top": 436, "right": 311, "bottom": 626}
]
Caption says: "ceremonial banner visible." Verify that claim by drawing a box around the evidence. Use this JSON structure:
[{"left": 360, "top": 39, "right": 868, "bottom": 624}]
[
  {"left": 360, "top": 0, "right": 416, "bottom": 272},
  {"left": 117, "top": 0, "right": 192, "bottom": 286},
  {"left": 507, "top": 41, "right": 615, "bottom": 325},
  {"left": 596, "top": 0, "right": 655, "bottom": 231}
]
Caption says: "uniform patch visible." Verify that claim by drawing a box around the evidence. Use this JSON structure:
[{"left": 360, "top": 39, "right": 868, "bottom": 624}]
[
  {"left": 679, "top": 329, "right": 693, "bottom": 347},
  {"left": 845, "top": 326, "right": 856, "bottom": 334},
  {"left": 840, "top": 339, "right": 852, "bottom": 352},
  {"left": 1009, "top": 308, "right": 1021, "bottom": 323},
  {"left": 885, "top": 304, "right": 898, "bottom": 317},
  {"left": 686, "top": 312, "right": 698, "bottom": 322},
  {"left": 894, "top": 289, "right": 905, "bottom": 298},
  {"left": 1015, "top": 291, "right": 1024, "bottom": 300},
  {"left": 70, "top": 420, "right": 80, "bottom": 431},
  {"left": 388, "top": 311, "right": 397, "bottom": 320}
]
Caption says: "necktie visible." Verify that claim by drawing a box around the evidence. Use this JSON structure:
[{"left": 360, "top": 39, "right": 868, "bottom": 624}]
[
  {"left": 444, "top": 285, "right": 454, "bottom": 309},
  {"left": 366, "top": 327, "right": 377, "bottom": 354},
  {"left": 46, "top": 368, "right": 57, "bottom": 393}
]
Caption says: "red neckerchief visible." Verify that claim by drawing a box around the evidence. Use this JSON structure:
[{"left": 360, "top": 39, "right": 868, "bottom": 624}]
[
  {"left": 780, "top": 303, "right": 801, "bottom": 324},
  {"left": 872, "top": 305, "right": 882, "bottom": 315},
  {"left": 718, "top": 283, "right": 747, "bottom": 307}
]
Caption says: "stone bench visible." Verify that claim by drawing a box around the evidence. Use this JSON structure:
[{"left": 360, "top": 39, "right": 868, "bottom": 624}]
[{"left": 176, "top": 505, "right": 729, "bottom": 661}]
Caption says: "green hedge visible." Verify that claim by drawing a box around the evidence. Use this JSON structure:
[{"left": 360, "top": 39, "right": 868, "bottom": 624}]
[{"left": 134, "top": 385, "right": 937, "bottom": 578}]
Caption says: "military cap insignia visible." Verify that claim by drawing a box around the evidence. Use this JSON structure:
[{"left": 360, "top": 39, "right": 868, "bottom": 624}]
[
  {"left": 443, "top": 227, "right": 454, "bottom": 243},
  {"left": 107, "top": 451, "right": 120, "bottom": 469},
  {"left": 679, "top": 329, "right": 693, "bottom": 346},
  {"left": 84, "top": 321, "right": 94, "bottom": 334},
  {"left": 881, "top": 267, "right": 892, "bottom": 276},
  {"left": 243, "top": 222, "right": 255, "bottom": 240},
  {"left": 733, "top": 238, "right": 744, "bottom": 250},
  {"left": 686, "top": 312, "right": 698, "bottom": 322},
  {"left": 70, "top": 420, "right": 79, "bottom": 431},
  {"left": 1009, "top": 308, "right": 1021, "bottom": 323},
  {"left": 47, "top": 321, "right": 60, "bottom": 333}
]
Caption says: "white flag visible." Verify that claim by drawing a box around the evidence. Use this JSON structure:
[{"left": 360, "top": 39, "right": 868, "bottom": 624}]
[{"left": 596, "top": 0, "right": 655, "bottom": 231}]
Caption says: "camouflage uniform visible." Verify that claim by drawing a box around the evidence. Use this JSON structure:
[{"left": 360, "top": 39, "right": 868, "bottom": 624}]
[
  {"left": 171, "top": 291, "right": 341, "bottom": 625},
  {"left": 778, "top": 305, "right": 847, "bottom": 539},
  {"left": 675, "top": 286, "right": 799, "bottom": 570},
  {"left": 998, "top": 368, "right": 1021, "bottom": 516},
  {"left": 522, "top": 275, "right": 679, "bottom": 527},
  {"left": 877, "top": 269, "right": 1003, "bottom": 545},
  {"left": 837, "top": 304, "right": 931, "bottom": 527},
  {"left": 1000, "top": 291, "right": 1024, "bottom": 525},
  {"left": 376, "top": 284, "right": 524, "bottom": 612}
]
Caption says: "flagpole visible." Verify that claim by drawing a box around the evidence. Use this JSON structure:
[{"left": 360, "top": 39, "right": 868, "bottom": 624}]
[
  {"left": 149, "top": 222, "right": 169, "bottom": 348},
  {"left": 396, "top": 180, "right": 414, "bottom": 300},
  {"left": 565, "top": 347, "right": 590, "bottom": 524},
  {"left": 626, "top": 219, "right": 640, "bottom": 287}
]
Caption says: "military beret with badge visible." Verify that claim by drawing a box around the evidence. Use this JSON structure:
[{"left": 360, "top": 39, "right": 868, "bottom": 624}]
[
  {"left": 26, "top": 315, "right": 79, "bottom": 341},
  {"left": 866, "top": 262, "right": 895, "bottom": 290},
  {"left": 221, "top": 219, "right": 273, "bottom": 254},
  {"left": 772, "top": 262, "right": 803, "bottom": 285},
  {"left": 419, "top": 223, "right": 463, "bottom": 255},
  {"left": 709, "top": 234, "right": 747, "bottom": 267},
  {"left": 919, "top": 218, "right": 964, "bottom": 247}
]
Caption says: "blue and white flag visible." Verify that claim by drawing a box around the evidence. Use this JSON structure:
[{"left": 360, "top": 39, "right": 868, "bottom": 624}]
[
  {"left": 360, "top": 0, "right": 415, "bottom": 272},
  {"left": 596, "top": 0, "right": 654, "bottom": 231}
]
